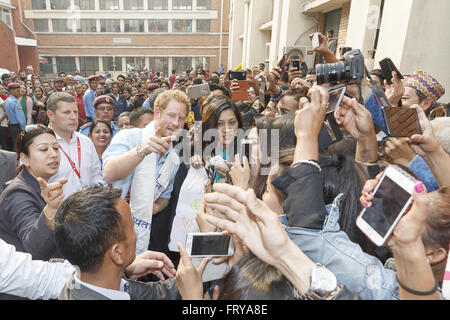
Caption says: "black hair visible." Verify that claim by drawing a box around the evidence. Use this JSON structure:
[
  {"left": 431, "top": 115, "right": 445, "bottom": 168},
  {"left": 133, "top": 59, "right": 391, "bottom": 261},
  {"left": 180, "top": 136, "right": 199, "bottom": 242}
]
[
  {"left": 217, "top": 255, "right": 296, "bottom": 300},
  {"left": 328, "top": 29, "right": 334, "bottom": 36},
  {"left": 1, "top": 73, "right": 11, "bottom": 80},
  {"left": 88, "top": 119, "right": 113, "bottom": 137},
  {"left": 209, "top": 84, "right": 230, "bottom": 97},
  {"left": 370, "top": 69, "right": 385, "bottom": 84},
  {"left": 129, "top": 107, "right": 154, "bottom": 126},
  {"left": 16, "top": 125, "right": 56, "bottom": 170},
  {"left": 54, "top": 186, "right": 124, "bottom": 273},
  {"left": 208, "top": 77, "right": 220, "bottom": 85},
  {"left": 193, "top": 78, "right": 203, "bottom": 85}
]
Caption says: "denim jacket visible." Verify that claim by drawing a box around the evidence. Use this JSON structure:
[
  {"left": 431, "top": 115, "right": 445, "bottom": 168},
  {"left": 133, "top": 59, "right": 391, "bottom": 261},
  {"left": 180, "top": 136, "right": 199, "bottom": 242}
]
[{"left": 280, "top": 194, "right": 400, "bottom": 300}]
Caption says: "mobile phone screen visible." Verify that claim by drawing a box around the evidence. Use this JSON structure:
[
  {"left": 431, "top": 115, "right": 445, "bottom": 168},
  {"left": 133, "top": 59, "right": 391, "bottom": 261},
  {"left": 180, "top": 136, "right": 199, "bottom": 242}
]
[
  {"left": 327, "top": 87, "right": 346, "bottom": 114},
  {"left": 360, "top": 176, "right": 411, "bottom": 238},
  {"left": 191, "top": 235, "right": 231, "bottom": 256}
]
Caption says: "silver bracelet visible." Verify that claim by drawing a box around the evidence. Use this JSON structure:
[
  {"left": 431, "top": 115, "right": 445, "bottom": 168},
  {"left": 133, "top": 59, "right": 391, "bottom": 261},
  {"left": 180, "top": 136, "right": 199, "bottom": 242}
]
[
  {"left": 136, "top": 144, "right": 146, "bottom": 158},
  {"left": 291, "top": 160, "right": 321, "bottom": 172}
]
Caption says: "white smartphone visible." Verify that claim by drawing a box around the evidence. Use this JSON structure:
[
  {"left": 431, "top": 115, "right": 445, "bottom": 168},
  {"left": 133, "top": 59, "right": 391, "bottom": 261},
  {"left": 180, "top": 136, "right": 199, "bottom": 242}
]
[
  {"left": 356, "top": 165, "right": 417, "bottom": 247},
  {"left": 327, "top": 85, "right": 346, "bottom": 114},
  {"left": 209, "top": 155, "right": 230, "bottom": 172},
  {"left": 185, "top": 232, "right": 235, "bottom": 257},
  {"left": 312, "top": 32, "right": 320, "bottom": 49}
]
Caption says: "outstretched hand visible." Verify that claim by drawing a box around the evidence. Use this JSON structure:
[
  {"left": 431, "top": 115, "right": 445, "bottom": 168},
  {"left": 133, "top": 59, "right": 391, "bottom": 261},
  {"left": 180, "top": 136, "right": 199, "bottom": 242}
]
[
  {"left": 203, "top": 183, "right": 291, "bottom": 267},
  {"left": 176, "top": 243, "right": 210, "bottom": 300},
  {"left": 37, "top": 177, "right": 68, "bottom": 213}
]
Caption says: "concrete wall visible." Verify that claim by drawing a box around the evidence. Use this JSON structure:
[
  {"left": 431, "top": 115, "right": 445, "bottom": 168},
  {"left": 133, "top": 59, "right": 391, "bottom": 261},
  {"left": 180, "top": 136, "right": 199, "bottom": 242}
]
[
  {"left": 228, "top": 0, "right": 246, "bottom": 69},
  {"left": 374, "top": 0, "right": 449, "bottom": 102}
]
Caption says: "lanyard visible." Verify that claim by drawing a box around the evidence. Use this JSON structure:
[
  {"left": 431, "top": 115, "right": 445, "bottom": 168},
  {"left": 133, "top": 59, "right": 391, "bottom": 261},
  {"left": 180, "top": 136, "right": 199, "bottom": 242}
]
[{"left": 59, "top": 138, "right": 81, "bottom": 180}]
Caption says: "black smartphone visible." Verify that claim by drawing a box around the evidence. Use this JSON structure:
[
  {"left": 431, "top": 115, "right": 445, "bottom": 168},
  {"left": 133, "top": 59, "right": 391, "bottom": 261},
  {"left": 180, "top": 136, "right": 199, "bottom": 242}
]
[
  {"left": 229, "top": 70, "right": 247, "bottom": 81},
  {"left": 291, "top": 55, "right": 300, "bottom": 70},
  {"left": 379, "top": 58, "right": 404, "bottom": 85},
  {"left": 318, "top": 113, "right": 343, "bottom": 149}
]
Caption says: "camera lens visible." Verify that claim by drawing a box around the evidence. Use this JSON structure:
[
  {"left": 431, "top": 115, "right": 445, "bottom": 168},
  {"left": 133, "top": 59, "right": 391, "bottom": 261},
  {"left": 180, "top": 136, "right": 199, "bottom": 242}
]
[{"left": 316, "top": 62, "right": 346, "bottom": 85}]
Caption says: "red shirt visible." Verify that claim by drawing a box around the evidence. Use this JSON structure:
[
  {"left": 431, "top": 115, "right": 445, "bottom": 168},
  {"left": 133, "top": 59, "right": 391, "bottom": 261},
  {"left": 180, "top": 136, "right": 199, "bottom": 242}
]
[
  {"left": 75, "top": 94, "right": 87, "bottom": 124},
  {"left": 169, "top": 74, "right": 176, "bottom": 88}
]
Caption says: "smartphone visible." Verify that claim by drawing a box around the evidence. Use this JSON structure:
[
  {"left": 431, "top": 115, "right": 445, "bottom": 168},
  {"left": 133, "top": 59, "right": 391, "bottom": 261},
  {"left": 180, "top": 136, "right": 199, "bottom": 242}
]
[
  {"left": 229, "top": 70, "right": 246, "bottom": 81},
  {"left": 291, "top": 55, "right": 300, "bottom": 70},
  {"left": 231, "top": 90, "right": 249, "bottom": 102},
  {"left": 318, "top": 113, "right": 343, "bottom": 149},
  {"left": 327, "top": 85, "right": 346, "bottom": 114},
  {"left": 278, "top": 54, "right": 288, "bottom": 70},
  {"left": 356, "top": 165, "right": 417, "bottom": 247},
  {"left": 185, "top": 232, "right": 235, "bottom": 257},
  {"left": 239, "top": 139, "right": 253, "bottom": 164},
  {"left": 312, "top": 33, "right": 320, "bottom": 49},
  {"left": 382, "top": 106, "right": 422, "bottom": 138},
  {"left": 379, "top": 58, "right": 404, "bottom": 85},
  {"left": 188, "top": 83, "right": 211, "bottom": 99}
]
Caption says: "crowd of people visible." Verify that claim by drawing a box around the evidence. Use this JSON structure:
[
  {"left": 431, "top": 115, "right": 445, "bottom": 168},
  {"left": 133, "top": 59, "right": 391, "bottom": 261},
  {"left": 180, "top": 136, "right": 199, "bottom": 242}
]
[{"left": 0, "top": 30, "right": 449, "bottom": 302}]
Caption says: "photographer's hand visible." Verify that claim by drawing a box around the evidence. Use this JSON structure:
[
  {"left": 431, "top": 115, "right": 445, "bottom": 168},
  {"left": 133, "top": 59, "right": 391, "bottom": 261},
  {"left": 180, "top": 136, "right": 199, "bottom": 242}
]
[
  {"left": 385, "top": 71, "right": 405, "bottom": 107},
  {"left": 309, "top": 33, "right": 339, "bottom": 63},
  {"left": 294, "top": 86, "right": 329, "bottom": 161}
]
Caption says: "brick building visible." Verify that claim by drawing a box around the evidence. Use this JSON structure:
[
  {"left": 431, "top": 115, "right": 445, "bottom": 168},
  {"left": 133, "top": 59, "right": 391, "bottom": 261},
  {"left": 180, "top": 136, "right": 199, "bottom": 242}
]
[
  {"left": 23, "top": 0, "right": 229, "bottom": 78},
  {"left": 0, "top": 0, "right": 38, "bottom": 73}
]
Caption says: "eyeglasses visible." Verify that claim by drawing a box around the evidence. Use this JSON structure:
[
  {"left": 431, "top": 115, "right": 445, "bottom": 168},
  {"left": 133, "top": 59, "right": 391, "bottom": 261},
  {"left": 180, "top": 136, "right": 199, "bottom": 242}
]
[{"left": 96, "top": 107, "right": 113, "bottom": 112}]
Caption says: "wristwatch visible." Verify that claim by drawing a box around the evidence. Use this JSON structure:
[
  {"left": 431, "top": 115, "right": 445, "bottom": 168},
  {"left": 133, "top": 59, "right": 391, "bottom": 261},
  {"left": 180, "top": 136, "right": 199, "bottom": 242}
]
[{"left": 302, "top": 264, "right": 341, "bottom": 300}]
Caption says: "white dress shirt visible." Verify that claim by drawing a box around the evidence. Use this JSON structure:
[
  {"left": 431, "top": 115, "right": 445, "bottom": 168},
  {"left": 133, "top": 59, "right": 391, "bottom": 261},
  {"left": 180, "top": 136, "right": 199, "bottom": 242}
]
[
  {"left": 49, "top": 130, "right": 103, "bottom": 199},
  {"left": 75, "top": 275, "right": 130, "bottom": 300},
  {"left": 0, "top": 238, "right": 76, "bottom": 300}
]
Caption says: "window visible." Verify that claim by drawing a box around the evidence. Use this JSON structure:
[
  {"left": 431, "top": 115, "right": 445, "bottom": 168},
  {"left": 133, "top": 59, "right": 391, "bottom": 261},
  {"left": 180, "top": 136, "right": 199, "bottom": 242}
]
[
  {"left": 124, "top": 20, "right": 144, "bottom": 32},
  {"left": 76, "top": 19, "right": 96, "bottom": 32},
  {"left": 100, "top": 19, "right": 121, "bottom": 32},
  {"left": 149, "top": 57, "right": 168, "bottom": 74},
  {"left": 1, "top": 10, "right": 12, "bottom": 29},
  {"left": 50, "top": 0, "right": 70, "bottom": 10},
  {"left": 74, "top": 0, "right": 95, "bottom": 10},
  {"left": 52, "top": 19, "right": 72, "bottom": 32},
  {"left": 148, "top": 20, "right": 168, "bottom": 32},
  {"left": 196, "top": 19, "right": 210, "bottom": 32},
  {"left": 99, "top": 0, "right": 120, "bottom": 10},
  {"left": 148, "top": 0, "right": 168, "bottom": 10},
  {"left": 39, "top": 56, "right": 53, "bottom": 75},
  {"left": 55, "top": 57, "right": 76, "bottom": 73},
  {"left": 32, "top": 0, "right": 47, "bottom": 10},
  {"left": 173, "top": 57, "right": 192, "bottom": 74},
  {"left": 126, "top": 57, "right": 146, "bottom": 71},
  {"left": 172, "top": 20, "right": 192, "bottom": 32},
  {"left": 79, "top": 57, "right": 99, "bottom": 77},
  {"left": 193, "top": 57, "right": 210, "bottom": 70},
  {"left": 172, "top": 0, "right": 192, "bottom": 10},
  {"left": 196, "top": 0, "right": 211, "bottom": 10},
  {"left": 34, "top": 19, "right": 49, "bottom": 32},
  {"left": 124, "top": 0, "right": 144, "bottom": 10},
  {"left": 103, "top": 57, "right": 123, "bottom": 72}
]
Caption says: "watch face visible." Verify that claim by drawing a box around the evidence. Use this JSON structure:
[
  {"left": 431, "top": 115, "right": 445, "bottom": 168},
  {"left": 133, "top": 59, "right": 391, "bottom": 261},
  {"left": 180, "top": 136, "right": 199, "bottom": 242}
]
[{"left": 311, "top": 266, "right": 337, "bottom": 292}]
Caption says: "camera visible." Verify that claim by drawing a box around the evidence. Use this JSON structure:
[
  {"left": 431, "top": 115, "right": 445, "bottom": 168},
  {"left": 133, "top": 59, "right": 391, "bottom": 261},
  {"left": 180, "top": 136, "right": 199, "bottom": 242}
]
[{"left": 315, "top": 49, "right": 365, "bottom": 85}]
